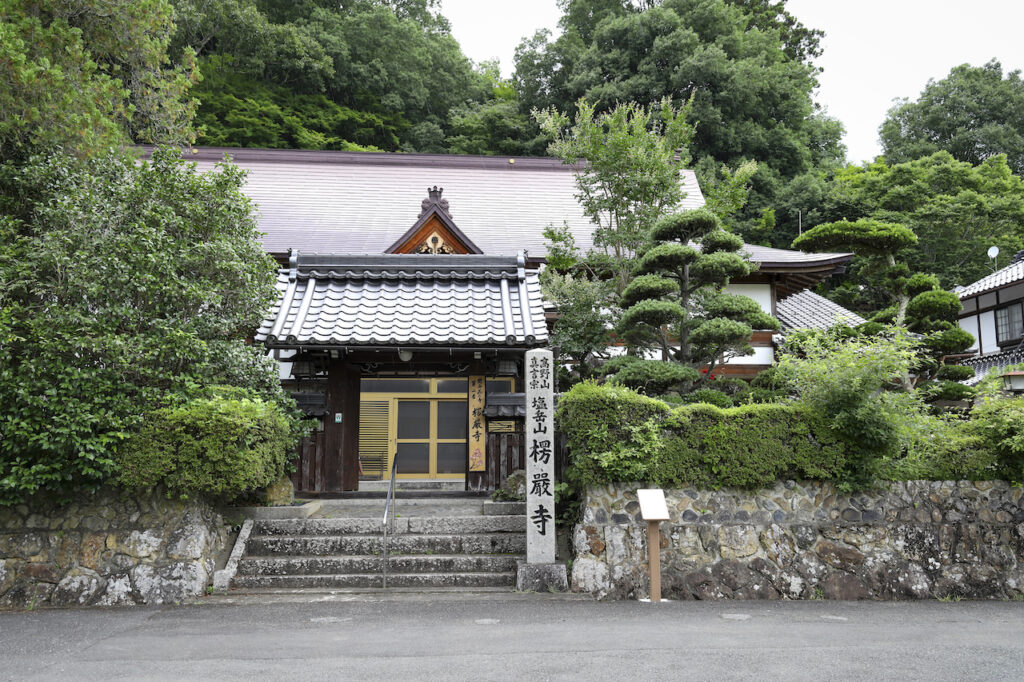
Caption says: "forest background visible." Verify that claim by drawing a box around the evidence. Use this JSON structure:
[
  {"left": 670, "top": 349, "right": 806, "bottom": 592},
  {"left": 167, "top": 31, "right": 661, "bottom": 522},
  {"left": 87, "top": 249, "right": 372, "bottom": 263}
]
[{"left": 167, "top": 0, "right": 1024, "bottom": 313}]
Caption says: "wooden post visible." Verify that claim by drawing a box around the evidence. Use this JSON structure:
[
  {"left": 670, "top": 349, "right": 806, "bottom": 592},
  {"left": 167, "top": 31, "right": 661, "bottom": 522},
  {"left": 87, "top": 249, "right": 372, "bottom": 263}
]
[
  {"left": 340, "top": 363, "right": 360, "bottom": 491},
  {"left": 324, "top": 360, "right": 361, "bottom": 492},
  {"left": 638, "top": 489, "right": 669, "bottom": 603},
  {"left": 648, "top": 520, "right": 661, "bottom": 603}
]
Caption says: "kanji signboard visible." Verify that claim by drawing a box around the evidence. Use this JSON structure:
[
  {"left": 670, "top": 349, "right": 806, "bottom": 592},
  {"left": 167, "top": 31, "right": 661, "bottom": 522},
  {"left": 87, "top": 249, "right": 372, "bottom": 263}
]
[{"left": 525, "top": 349, "right": 556, "bottom": 563}]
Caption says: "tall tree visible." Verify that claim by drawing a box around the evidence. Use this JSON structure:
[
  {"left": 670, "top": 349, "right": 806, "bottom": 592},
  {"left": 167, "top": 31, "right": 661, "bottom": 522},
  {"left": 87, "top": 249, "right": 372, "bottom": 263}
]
[
  {"left": 0, "top": 0, "right": 198, "bottom": 159},
  {"left": 792, "top": 219, "right": 976, "bottom": 400},
  {"left": 536, "top": 97, "right": 695, "bottom": 295},
  {"left": 0, "top": 148, "right": 284, "bottom": 503},
  {"left": 818, "top": 152, "right": 1024, "bottom": 294},
  {"left": 880, "top": 60, "right": 1024, "bottom": 174},
  {"left": 173, "top": 0, "right": 490, "bottom": 152},
  {"left": 514, "top": 0, "right": 844, "bottom": 240}
]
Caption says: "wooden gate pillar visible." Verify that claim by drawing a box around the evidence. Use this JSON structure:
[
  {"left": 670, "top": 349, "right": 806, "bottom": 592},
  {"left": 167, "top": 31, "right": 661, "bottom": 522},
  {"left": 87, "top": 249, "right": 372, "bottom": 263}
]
[{"left": 324, "top": 360, "right": 361, "bottom": 492}]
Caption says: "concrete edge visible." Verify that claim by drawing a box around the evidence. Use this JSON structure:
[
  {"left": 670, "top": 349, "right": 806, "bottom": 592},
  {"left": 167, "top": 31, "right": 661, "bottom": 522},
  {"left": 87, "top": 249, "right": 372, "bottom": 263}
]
[
  {"left": 223, "top": 500, "right": 323, "bottom": 520},
  {"left": 212, "top": 519, "right": 253, "bottom": 593}
]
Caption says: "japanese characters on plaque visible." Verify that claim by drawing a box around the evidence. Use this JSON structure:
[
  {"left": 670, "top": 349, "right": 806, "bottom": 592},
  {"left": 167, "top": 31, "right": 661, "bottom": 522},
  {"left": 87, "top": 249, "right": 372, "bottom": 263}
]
[
  {"left": 525, "top": 349, "right": 556, "bottom": 563},
  {"left": 468, "top": 375, "right": 486, "bottom": 472}
]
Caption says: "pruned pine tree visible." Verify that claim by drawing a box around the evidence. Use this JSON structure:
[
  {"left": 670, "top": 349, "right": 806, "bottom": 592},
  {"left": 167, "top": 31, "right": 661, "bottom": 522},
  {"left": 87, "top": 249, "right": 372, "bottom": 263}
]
[
  {"left": 606, "top": 208, "right": 778, "bottom": 395},
  {"left": 793, "top": 219, "right": 976, "bottom": 400}
]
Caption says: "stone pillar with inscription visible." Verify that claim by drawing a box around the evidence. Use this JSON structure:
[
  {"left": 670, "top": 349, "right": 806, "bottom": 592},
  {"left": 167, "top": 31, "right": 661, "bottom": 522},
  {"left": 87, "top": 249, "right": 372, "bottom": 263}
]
[{"left": 516, "top": 349, "right": 568, "bottom": 592}]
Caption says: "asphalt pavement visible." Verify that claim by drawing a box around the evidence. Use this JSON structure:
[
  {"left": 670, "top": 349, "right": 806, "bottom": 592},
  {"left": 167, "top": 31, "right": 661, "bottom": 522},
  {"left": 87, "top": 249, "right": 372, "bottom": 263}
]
[{"left": 1, "top": 592, "right": 1022, "bottom": 681}]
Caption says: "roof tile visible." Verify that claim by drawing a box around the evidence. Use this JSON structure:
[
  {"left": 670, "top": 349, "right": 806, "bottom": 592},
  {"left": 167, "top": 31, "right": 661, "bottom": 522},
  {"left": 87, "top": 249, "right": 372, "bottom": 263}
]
[{"left": 776, "top": 290, "right": 866, "bottom": 331}]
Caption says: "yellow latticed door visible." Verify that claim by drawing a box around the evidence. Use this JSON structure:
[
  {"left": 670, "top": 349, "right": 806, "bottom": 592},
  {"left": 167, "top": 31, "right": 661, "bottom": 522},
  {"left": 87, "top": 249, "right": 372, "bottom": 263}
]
[
  {"left": 359, "top": 377, "right": 514, "bottom": 480},
  {"left": 358, "top": 400, "right": 390, "bottom": 480}
]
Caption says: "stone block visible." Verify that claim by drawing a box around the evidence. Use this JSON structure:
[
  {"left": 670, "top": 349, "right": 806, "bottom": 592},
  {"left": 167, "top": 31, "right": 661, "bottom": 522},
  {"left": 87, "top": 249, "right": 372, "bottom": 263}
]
[
  {"left": 53, "top": 569, "right": 106, "bottom": 606},
  {"left": 21, "top": 562, "right": 59, "bottom": 584},
  {"left": 819, "top": 571, "right": 871, "bottom": 600},
  {"left": 814, "top": 539, "right": 865, "bottom": 572},
  {"left": 760, "top": 523, "right": 796, "bottom": 567},
  {"left": 516, "top": 560, "right": 568, "bottom": 593},
  {"left": 96, "top": 574, "right": 135, "bottom": 606},
  {"left": 718, "top": 525, "right": 759, "bottom": 560},
  {"left": 261, "top": 476, "right": 295, "bottom": 507},
  {"left": 569, "top": 557, "right": 609, "bottom": 596}
]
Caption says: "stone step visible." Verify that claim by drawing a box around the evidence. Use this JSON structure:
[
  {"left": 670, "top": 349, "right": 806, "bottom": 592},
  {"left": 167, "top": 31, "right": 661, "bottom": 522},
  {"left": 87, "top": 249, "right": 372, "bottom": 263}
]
[
  {"left": 359, "top": 480, "right": 465, "bottom": 492},
  {"left": 245, "top": 533, "right": 526, "bottom": 557},
  {"left": 231, "top": 572, "right": 516, "bottom": 589},
  {"left": 252, "top": 516, "right": 526, "bottom": 537},
  {"left": 236, "top": 554, "right": 520, "bottom": 576}
]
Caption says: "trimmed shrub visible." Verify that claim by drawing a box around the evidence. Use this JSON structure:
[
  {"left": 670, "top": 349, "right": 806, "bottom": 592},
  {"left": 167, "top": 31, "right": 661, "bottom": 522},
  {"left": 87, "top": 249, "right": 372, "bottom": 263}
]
[
  {"left": 650, "top": 403, "right": 846, "bottom": 489},
  {"left": 116, "top": 397, "right": 293, "bottom": 500},
  {"left": 678, "top": 388, "right": 733, "bottom": 408},
  {"left": 935, "top": 364, "right": 975, "bottom": 382},
  {"left": 557, "top": 383, "right": 846, "bottom": 489},
  {"left": 610, "top": 358, "right": 700, "bottom": 394}
]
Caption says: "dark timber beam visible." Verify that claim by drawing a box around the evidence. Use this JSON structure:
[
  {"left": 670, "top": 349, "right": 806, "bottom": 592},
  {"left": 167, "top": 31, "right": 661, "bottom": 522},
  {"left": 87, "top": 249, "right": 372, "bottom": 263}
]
[{"left": 324, "top": 360, "right": 361, "bottom": 492}]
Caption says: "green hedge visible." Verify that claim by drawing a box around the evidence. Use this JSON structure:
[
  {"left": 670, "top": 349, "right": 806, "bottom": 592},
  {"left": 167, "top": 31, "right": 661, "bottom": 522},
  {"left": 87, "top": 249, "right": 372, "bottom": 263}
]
[
  {"left": 557, "top": 382, "right": 846, "bottom": 489},
  {"left": 116, "top": 396, "right": 293, "bottom": 500}
]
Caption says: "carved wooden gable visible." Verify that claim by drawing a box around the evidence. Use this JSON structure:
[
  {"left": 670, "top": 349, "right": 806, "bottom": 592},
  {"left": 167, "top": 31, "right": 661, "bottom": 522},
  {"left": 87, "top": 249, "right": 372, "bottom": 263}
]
[{"left": 385, "top": 186, "right": 483, "bottom": 255}]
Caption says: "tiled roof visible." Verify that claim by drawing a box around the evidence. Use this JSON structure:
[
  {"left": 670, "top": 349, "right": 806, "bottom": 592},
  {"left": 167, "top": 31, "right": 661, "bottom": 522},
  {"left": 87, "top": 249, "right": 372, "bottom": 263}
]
[
  {"left": 256, "top": 253, "right": 548, "bottom": 348},
  {"left": 776, "top": 290, "right": 867, "bottom": 331},
  {"left": 175, "top": 147, "right": 704, "bottom": 257},
  {"left": 160, "top": 147, "right": 849, "bottom": 271},
  {"left": 957, "top": 258, "right": 1024, "bottom": 299},
  {"left": 959, "top": 347, "right": 1024, "bottom": 386},
  {"left": 743, "top": 244, "right": 850, "bottom": 268}
]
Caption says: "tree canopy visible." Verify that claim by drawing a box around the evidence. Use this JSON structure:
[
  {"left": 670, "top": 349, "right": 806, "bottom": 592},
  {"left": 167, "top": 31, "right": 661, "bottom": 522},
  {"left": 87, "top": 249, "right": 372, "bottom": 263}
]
[
  {"left": 880, "top": 60, "right": 1024, "bottom": 175},
  {"left": 0, "top": 0, "right": 198, "bottom": 160},
  {"left": 608, "top": 207, "right": 776, "bottom": 395},
  {"left": 0, "top": 148, "right": 285, "bottom": 503},
  {"left": 820, "top": 151, "right": 1024, "bottom": 291},
  {"left": 514, "top": 0, "right": 845, "bottom": 239},
  {"left": 173, "top": 0, "right": 494, "bottom": 152}
]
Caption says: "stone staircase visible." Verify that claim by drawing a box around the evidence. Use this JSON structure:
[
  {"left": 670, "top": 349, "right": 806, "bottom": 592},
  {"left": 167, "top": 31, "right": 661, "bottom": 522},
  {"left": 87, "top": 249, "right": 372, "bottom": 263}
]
[{"left": 231, "top": 499, "right": 526, "bottom": 590}]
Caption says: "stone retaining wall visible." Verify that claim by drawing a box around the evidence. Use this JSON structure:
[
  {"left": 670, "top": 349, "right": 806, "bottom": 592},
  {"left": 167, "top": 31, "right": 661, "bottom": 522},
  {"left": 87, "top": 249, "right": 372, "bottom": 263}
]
[
  {"left": 572, "top": 481, "right": 1024, "bottom": 600},
  {"left": 0, "top": 489, "right": 225, "bottom": 608}
]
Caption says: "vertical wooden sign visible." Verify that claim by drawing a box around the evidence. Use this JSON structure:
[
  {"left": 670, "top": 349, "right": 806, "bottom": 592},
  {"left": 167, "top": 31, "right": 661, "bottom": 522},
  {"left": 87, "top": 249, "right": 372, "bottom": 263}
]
[
  {"left": 525, "top": 349, "right": 555, "bottom": 564},
  {"left": 468, "top": 375, "right": 486, "bottom": 472}
]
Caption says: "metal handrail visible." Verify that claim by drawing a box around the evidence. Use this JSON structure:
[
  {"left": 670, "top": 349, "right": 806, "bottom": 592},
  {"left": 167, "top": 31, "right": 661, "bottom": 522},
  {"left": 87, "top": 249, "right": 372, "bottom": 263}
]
[{"left": 381, "top": 454, "right": 399, "bottom": 589}]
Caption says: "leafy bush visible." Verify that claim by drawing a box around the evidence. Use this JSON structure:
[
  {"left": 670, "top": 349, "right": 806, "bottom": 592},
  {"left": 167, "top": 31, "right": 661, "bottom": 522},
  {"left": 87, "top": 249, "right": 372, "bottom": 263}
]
[
  {"left": 777, "top": 330, "right": 923, "bottom": 487},
  {"left": 935, "top": 364, "right": 975, "bottom": 382},
  {"left": 0, "top": 148, "right": 301, "bottom": 505},
  {"left": 609, "top": 358, "right": 700, "bottom": 394},
  {"left": 967, "top": 398, "right": 1024, "bottom": 482},
  {"left": 915, "top": 380, "right": 977, "bottom": 403},
  {"left": 116, "top": 397, "right": 294, "bottom": 500},
  {"left": 556, "top": 382, "right": 670, "bottom": 485},
  {"left": 678, "top": 388, "right": 733, "bottom": 408},
  {"left": 557, "top": 383, "right": 846, "bottom": 489}
]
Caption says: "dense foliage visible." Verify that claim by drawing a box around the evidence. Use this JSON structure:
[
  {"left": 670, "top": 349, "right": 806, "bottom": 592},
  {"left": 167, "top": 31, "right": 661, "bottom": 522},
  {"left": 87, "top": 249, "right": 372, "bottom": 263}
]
[
  {"left": 0, "top": 148, "right": 298, "bottom": 504},
  {"left": 0, "top": 0, "right": 198, "bottom": 160},
  {"left": 537, "top": 98, "right": 695, "bottom": 294},
  {"left": 515, "top": 0, "right": 844, "bottom": 239},
  {"left": 557, "top": 382, "right": 846, "bottom": 490},
  {"left": 559, "top": 336, "right": 1023, "bottom": 492},
  {"left": 817, "top": 152, "right": 1024, "bottom": 298},
  {"left": 881, "top": 60, "right": 1024, "bottom": 175},
  {"left": 116, "top": 396, "right": 293, "bottom": 499},
  {"left": 174, "top": 0, "right": 494, "bottom": 152}
]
